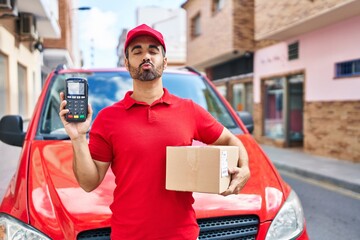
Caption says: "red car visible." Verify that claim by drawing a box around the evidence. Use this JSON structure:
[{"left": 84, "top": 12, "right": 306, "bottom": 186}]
[{"left": 0, "top": 66, "right": 309, "bottom": 240}]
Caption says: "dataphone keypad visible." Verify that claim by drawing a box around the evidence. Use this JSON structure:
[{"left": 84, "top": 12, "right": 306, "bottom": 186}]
[{"left": 66, "top": 96, "right": 86, "bottom": 120}]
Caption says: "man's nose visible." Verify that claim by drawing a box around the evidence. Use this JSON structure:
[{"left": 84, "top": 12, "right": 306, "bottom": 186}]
[
  {"left": 143, "top": 51, "right": 153, "bottom": 61},
  {"left": 142, "top": 57, "right": 150, "bottom": 63}
]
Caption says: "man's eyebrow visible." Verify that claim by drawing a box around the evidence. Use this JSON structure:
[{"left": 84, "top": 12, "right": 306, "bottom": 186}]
[
  {"left": 130, "top": 45, "right": 142, "bottom": 52},
  {"left": 130, "top": 45, "right": 160, "bottom": 52},
  {"left": 149, "top": 45, "right": 160, "bottom": 51}
]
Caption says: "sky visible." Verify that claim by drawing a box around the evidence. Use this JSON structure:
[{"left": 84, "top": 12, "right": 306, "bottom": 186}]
[{"left": 76, "top": 0, "right": 186, "bottom": 68}]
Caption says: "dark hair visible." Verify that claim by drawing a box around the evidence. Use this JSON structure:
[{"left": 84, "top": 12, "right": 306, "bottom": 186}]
[{"left": 125, "top": 46, "right": 166, "bottom": 59}]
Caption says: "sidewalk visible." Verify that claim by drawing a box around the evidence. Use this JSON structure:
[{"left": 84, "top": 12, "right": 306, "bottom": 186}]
[{"left": 261, "top": 145, "right": 360, "bottom": 194}]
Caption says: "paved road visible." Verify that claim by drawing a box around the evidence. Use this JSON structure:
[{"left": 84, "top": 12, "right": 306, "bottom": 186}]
[{"left": 281, "top": 171, "right": 360, "bottom": 240}]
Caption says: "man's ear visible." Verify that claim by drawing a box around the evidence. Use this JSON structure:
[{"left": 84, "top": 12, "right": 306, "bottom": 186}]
[
  {"left": 163, "top": 57, "right": 168, "bottom": 70},
  {"left": 124, "top": 58, "right": 129, "bottom": 71}
]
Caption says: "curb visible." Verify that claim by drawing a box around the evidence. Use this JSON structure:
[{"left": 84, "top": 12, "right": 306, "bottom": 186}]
[{"left": 273, "top": 163, "right": 360, "bottom": 194}]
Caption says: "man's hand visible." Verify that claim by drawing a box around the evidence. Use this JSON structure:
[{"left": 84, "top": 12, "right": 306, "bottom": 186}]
[
  {"left": 221, "top": 165, "right": 250, "bottom": 196},
  {"left": 59, "top": 92, "right": 93, "bottom": 140}
]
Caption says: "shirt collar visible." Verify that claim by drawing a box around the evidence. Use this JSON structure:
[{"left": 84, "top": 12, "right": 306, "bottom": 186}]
[{"left": 123, "top": 88, "right": 172, "bottom": 110}]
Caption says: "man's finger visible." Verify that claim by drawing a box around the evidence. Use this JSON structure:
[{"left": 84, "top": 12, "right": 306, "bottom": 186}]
[
  {"left": 228, "top": 167, "right": 240, "bottom": 175},
  {"left": 60, "top": 92, "right": 65, "bottom": 101}
]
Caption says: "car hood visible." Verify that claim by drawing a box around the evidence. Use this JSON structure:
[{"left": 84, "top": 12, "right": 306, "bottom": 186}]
[{"left": 28, "top": 135, "right": 284, "bottom": 239}]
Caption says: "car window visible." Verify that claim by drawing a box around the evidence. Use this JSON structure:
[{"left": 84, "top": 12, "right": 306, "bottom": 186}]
[
  {"left": 163, "top": 73, "right": 238, "bottom": 130},
  {"left": 38, "top": 71, "right": 242, "bottom": 139}
]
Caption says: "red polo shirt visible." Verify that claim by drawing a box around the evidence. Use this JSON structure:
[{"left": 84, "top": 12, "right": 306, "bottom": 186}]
[{"left": 89, "top": 88, "right": 224, "bottom": 240}]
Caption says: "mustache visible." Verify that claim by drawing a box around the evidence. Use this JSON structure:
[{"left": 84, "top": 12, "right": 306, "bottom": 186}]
[{"left": 139, "top": 59, "right": 154, "bottom": 68}]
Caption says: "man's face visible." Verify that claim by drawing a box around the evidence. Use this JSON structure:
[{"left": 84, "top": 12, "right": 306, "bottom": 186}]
[{"left": 125, "top": 36, "right": 167, "bottom": 81}]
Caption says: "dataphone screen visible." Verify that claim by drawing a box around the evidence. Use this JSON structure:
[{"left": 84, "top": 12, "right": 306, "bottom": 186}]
[{"left": 68, "top": 82, "right": 85, "bottom": 95}]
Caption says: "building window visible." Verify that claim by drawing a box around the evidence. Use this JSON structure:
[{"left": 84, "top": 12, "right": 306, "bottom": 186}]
[
  {"left": 232, "top": 82, "right": 253, "bottom": 115},
  {"left": 32, "top": 71, "right": 37, "bottom": 105},
  {"left": 0, "top": 53, "right": 8, "bottom": 118},
  {"left": 288, "top": 41, "right": 299, "bottom": 60},
  {"left": 264, "top": 78, "right": 285, "bottom": 139},
  {"left": 212, "top": 0, "right": 225, "bottom": 14},
  {"left": 216, "top": 84, "right": 227, "bottom": 98},
  {"left": 191, "top": 13, "right": 201, "bottom": 38},
  {"left": 211, "top": 56, "right": 254, "bottom": 80},
  {"left": 335, "top": 59, "right": 360, "bottom": 78},
  {"left": 18, "top": 63, "right": 27, "bottom": 117}
]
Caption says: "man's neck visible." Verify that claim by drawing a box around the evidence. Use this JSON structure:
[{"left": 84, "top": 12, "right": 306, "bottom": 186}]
[{"left": 131, "top": 79, "right": 164, "bottom": 105}]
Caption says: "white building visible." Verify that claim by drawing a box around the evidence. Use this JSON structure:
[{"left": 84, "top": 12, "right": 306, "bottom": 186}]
[{"left": 117, "top": 6, "right": 186, "bottom": 67}]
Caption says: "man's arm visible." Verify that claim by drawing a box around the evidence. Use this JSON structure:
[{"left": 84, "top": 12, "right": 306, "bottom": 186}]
[
  {"left": 212, "top": 127, "right": 250, "bottom": 196},
  {"left": 59, "top": 92, "right": 110, "bottom": 192},
  {"left": 71, "top": 135, "right": 110, "bottom": 192}
]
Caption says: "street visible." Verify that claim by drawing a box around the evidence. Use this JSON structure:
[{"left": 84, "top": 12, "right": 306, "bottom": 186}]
[
  {"left": 281, "top": 171, "right": 360, "bottom": 240},
  {"left": 1, "top": 142, "right": 359, "bottom": 239}
]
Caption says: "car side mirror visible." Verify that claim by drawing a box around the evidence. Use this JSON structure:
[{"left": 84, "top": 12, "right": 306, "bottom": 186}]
[
  {"left": 237, "top": 111, "right": 254, "bottom": 134},
  {"left": 0, "top": 115, "right": 26, "bottom": 147}
]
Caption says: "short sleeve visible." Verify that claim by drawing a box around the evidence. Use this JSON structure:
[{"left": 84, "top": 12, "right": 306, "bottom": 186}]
[
  {"left": 191, "top": 101, "right": 224, "bottom": 144},
  {"left": 89, "top": 111, "right": 113, "bottom": 162}
]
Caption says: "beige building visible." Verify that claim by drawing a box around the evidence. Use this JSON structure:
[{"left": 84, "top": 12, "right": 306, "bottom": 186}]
[
  {"left": 182, "top": 0, "right": 256, "bottom": 113},
  {"left": 0, "top": 0, "right": 80, "bottom": 120},
  {"left": 182, "top": 0, "right": 360, "bottom": 162}
]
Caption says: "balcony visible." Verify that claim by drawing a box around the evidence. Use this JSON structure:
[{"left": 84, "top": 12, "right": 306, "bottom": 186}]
[
  {"left": 256, "top": 0, "right": 360, "bottom": 41},
  {"left": 18, "top": 0, "right": 60, "bottom": 38}
]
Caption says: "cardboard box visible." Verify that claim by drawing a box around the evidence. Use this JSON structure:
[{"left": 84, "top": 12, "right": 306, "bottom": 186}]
[{"left": 166, "top": 146, "right": 239, "bottom": 194}]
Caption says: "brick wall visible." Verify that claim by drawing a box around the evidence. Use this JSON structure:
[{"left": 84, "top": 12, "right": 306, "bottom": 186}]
[
  {"left": 252, "top": 102, "right": 262, "bottom": 139},
  {"left": 304, "top": 101, "right": 360, "bottom": 162},
  {"left": 253, "top": 101, "right": 360, "bottom": 162},
  {"left": 183, "top": 0, "right": 256, "bottom": 67},
  {"left": 255, "top": 0, "right": 352, "bottom": 40},
  {"left": 233, "top": 0, "right": 255, "bottom": 52},
  {"left": 183, "top": 0, "right": 234, "bottom": 66}
]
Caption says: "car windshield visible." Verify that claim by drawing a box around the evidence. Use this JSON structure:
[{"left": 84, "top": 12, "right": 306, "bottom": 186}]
[{"left": 38, "top": 70, "right": 242, "bottom": 139}]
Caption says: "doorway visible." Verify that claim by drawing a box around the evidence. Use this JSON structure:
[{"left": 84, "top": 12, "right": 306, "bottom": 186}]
[
  {"left": 263, "top": 73, "right": 304, "bottom": 147},
  {"left": 287, "top": 74, "right": 304, "bottom": 146}
]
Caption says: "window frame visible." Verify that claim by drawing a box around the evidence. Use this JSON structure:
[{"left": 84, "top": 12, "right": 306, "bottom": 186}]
[
  {"left": 212, "top": 0, "right": 225, "bottom": 15},
  {"left": 0, "top": 52, "right": 9, "bottom": 117},
  {"left": 191, "top": 13, "right": 201, "bottom": 39},
  {"left": 288, "top": 41, "right": 299, "bottom": 61},
  {"left": 335, "top": 59, "right": 360, "bottom": 78},
  {"left": 17, "top": 63, "right": 28, "bottom": 118}
]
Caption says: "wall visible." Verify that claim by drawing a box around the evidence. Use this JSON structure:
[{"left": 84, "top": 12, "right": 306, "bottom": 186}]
[
  {"left": 253, "top": 15, "right": 360, "bottom": 162},
  {"left": 44, "top": 0, "right": 74, "bottom": 59},
  {"left": 233, "top": 0, "right": 255, "bottom": 52},
  {"left": 0, "top": 27, "right": 42, "bottom": 119},
  {"left": 254, "top": 15, "right": 360, "bottom": 103},
  {"left": 304, "top": 101, "right": 360, "bottom": 162},
  {"left": 183, "top": 0, "right": 234, "bottom": 66},
  {"left": 255, "top": 0, "right": 352, "bottom": 40}
]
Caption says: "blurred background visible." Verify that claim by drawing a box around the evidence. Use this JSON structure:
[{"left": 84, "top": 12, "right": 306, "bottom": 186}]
[
  {"left": 0, "top": 0, "right": 359, "bottom": 163},
  {"left": 1, "top": 2, "right": 360, "bottom": 239}
]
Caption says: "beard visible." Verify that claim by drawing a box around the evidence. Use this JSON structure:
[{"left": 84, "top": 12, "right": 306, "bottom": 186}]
[{"left": 128, "top": 60, "right": 164, "bottom": 81}]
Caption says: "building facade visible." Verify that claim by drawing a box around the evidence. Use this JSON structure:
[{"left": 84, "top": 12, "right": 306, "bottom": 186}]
[
  {"left": 182, "top": 0, "right": 256, "bottom": 115},
  {"left": 182, "top": 0, "right": 360, "bottom": 162},
  {"left": 0, "top": 0, "right": 81, "bottom": 120},
  {"left": 254, "top": 0, "right": 360, "bottom": 162}
]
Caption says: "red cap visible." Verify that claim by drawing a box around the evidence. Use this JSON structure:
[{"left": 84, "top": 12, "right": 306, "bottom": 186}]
[{"left": 124, "top": 24, "right": 166, "bottom": 53}]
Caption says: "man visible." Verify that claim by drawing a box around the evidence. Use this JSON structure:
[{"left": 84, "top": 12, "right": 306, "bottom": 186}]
[{"left": 59, "top": 24, "right": 250, "bottom": 239}]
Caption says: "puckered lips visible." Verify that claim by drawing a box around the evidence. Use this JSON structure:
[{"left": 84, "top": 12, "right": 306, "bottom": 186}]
[{"left": 141, "top": 62, "right": 153, "bottom": 70}]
